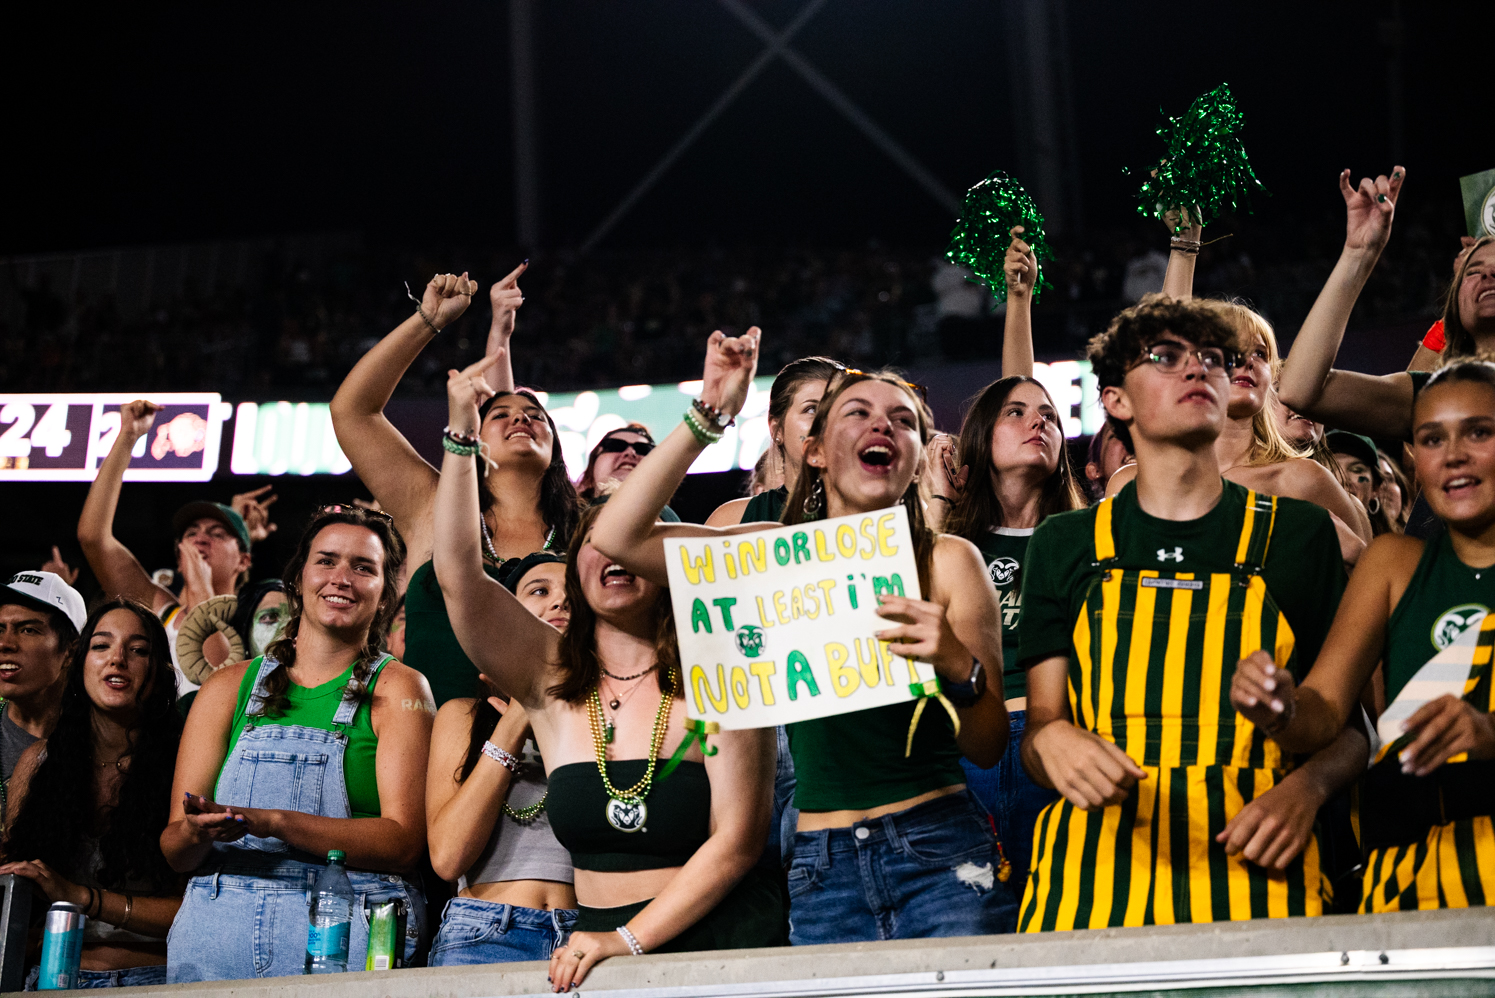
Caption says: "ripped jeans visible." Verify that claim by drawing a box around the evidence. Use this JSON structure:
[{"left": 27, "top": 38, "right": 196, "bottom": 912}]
[{"left": 786, "top": 790, "right": 1018, "bottom": 944}]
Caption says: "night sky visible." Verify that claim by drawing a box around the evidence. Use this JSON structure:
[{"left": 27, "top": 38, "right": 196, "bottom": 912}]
[{"left": 8, "top": 0, "right": 1490, "bottom": 256}]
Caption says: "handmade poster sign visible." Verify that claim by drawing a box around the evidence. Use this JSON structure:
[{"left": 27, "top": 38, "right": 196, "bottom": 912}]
[
  {"left": 665, "top": 504, "right": 936, "bottom": 730},
  {"left": 1375, "top": 609, "right": 1490, "bottom": 762}
]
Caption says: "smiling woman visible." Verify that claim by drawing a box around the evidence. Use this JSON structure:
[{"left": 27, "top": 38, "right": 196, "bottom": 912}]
[
  {"left": 1, "top": 599, "right": 184, "bottom": 989},
  {"left": 158, "top": 506, "right": 436, "bottom": 982}
]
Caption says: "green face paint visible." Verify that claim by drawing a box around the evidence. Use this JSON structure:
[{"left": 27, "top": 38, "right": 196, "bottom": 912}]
[{"left": 250, "top": 603, "right": 288, "bottom": 659}]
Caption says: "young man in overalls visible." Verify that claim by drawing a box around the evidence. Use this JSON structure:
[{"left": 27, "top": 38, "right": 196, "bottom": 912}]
[{"left": 1014, "top": 295, "right": 1357, "bottom": 929}]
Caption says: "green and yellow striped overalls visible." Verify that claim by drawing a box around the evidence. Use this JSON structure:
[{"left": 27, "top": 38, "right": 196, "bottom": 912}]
[
  {"left": 1360, "top": 612, "right": 1495, "bottom": 912},
  {"left": 1019, "top": 490, "right": 1323, "bottom": 930}
]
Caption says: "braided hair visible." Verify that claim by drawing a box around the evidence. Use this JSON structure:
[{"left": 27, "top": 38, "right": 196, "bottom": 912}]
[{"left": 256, "top": 507, "right": 405, "bottom": 718}]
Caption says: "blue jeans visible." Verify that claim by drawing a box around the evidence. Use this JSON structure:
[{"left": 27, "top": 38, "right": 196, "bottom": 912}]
[
  {"left": 168, "top": 861, "right": 422, "bottom": 981},
  {"left": 786, "top": 790, "right": 1018, "bottom": 944},
  {"left": 428, "top": 898, "right": 576, "bottom": 966},
  {"left": 959, "top": 710, "right": 1060, "bottom": 891},
  {"left": 25, "top": 963, "right": 168, "bottom": 989}
]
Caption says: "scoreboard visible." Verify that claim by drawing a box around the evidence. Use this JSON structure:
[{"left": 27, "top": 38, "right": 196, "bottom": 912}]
[{"left": 0, "top": 394, "right": 232, "bottom": 482}]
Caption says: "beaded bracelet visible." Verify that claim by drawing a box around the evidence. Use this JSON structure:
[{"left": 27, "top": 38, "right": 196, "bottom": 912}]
[
  {"left": 616, "top": 925, "right": 644, "bottom": 956},
  {"left": 445, "top": 425, "right": 479, "bottom": 445},
  {"left": 683, "top": 408, "right": 723, "bottom": 446},
  {"left": 691, "top": 397, "right": 734, "bottom": 429},
  {"left": 481, "top": 741, "right": 521, "bottom": 774}
]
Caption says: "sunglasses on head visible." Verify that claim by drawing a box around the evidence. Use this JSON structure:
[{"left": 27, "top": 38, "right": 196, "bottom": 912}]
[
  {"left": 596, "top": 436, "right": 654, "bottom": 456},
  {"left": 829, "top": 363, "right": 930, "bottom": 401},
  {"left": 316, "top": 502, "right": 394, "bottom": 523}
]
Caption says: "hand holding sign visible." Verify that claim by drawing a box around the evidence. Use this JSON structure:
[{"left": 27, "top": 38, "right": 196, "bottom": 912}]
[{"left": 666, "top": 504, "right": 938, "bottom": 731}]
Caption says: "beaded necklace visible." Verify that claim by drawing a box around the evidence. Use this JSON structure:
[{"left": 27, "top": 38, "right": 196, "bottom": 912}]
[
  {"left": 479, "top": 515, "right": 557, "bottom": 564},
  {"left": 587, "top": 671, "right": 673, "bottom": 833}
]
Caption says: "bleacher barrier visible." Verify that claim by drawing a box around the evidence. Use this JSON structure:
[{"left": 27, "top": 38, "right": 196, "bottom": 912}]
[{"left": 7, "top": 906, "right": 1489, "bottom": 997}]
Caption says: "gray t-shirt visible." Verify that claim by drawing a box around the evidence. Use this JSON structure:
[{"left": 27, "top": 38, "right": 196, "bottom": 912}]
[{"left": 1, "top": 710, "right": 39, "bottom": 784}]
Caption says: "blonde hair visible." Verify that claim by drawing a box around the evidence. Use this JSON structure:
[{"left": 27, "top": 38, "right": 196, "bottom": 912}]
[{"left": 1206, "top": 299, "right": 1309, "bottom": 468}]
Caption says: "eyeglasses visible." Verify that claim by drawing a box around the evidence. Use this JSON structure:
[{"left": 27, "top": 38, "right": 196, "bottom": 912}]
[
  {"left": 596, "top": 436, "right": 654, "bottom": 457},
  {"left": 1138, "top": 341, "right": 1238, "bottom": 375},
  {"left": 317, "top": 503, "right": 394, "bottom": 523},
  {"left": 829, "top": 363, "right": 930, "bottom": 401}
]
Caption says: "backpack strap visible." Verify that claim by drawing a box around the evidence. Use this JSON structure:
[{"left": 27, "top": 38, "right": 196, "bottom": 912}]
[{"left": 1232, "top": 490, "right": 1277, "bottom": 576}]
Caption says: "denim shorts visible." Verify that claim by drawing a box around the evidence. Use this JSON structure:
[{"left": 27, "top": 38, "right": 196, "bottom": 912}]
[
  {"left": 786, "top": 789, "right": 1019, "bottom": 944},
  {"left": 959, "top": 710, "right": 1061, "bottom": 891},
  {"left": 25, "top": 963, "right": 167, "bottom": 990},
  {"left": 428, "top": 897, "right": 576, "bottom": 966},
  {"left": 166, "top": 861, "right": 423, "bottom": 982}
]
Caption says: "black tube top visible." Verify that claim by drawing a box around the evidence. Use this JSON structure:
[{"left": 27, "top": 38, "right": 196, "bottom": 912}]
[{"left": 546, "top": 760, "right": 710, "bottom": 872}]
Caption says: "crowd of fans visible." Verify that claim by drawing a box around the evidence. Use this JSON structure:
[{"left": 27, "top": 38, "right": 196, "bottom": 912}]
[
  {"left": 0, "top": 198, "right": 1467, "bottom": 398},
  {"left": 1, "top": 161, "right": 1492, "bottom": 990}
]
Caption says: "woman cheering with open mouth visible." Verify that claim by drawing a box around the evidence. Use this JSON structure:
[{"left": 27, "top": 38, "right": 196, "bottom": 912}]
[{"left": 592, "top": 329, "right": 1017, "bottom": 943}]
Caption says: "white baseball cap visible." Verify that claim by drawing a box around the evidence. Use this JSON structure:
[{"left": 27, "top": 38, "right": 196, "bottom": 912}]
[{"left": 1, "top": 571, "right": 88, "bottom": 637}]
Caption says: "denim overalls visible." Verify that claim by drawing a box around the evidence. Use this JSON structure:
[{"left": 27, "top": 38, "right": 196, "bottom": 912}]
[{"left": 167, "top": 654, "right": 424, "bottom": 982}]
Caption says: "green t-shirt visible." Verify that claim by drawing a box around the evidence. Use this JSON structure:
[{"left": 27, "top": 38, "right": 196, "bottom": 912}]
[
  {"left": 1018, "top": 480, "right": 1346, "bottom": 678},
  {"left": 219, "top": 657, "right": 384, "bottom": 819},
  {"left": 974, "top": 528, "right": 1032, "bottom": 700}
]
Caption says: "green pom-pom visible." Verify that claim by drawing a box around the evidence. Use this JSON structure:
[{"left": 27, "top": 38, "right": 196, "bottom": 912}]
[
  {"left": 945, "top": 170, "right": 1053, "bottom": 304},
  {"left": 1136, "top": 82, "right": 1268, "bottom": 229}
]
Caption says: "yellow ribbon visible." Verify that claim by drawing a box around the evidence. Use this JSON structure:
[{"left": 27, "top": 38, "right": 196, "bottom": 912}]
[{"left": 905, "top": 679, "right": 960, "bottom": 757}]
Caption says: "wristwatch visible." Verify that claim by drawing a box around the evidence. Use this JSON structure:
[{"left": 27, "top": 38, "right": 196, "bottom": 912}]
[{"left": 942, "top": 659, "right": 986, "bottom": 708}]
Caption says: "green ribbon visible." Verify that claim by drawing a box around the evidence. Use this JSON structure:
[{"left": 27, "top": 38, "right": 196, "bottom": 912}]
[
  {"left": 659, "top": 717, "right": 718, "bottom": 782},
  {"left": 906, "top": 679, "right": 961, "bottom": 757}
]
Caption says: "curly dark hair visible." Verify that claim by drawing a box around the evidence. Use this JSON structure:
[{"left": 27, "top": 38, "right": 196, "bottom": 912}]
[
  {"left": 943, "top": 376, "right": 1085, "bottom": 543},
  {"left": 4, "top": 598, "right": 182, "bottom": 894},
  {"left": 546, "top": 506, "right": 680, "bottom": 704},
  {"left": 258, "top": 507, "right": 405, "bottom": 718},
  {"left": 1086, "top": 293, "right": 1244, "bottom": 450},
  {"left": 477, "top": 390, "right": 582, "bottom": 550}
]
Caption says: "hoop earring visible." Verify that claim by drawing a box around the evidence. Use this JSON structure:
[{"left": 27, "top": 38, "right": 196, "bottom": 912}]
[
  {"left": 803, "top": 476, "right": 825, "bottom": 518},
  {"left": 1367, "top": 496, "right": 1381, "bottom": 516}
]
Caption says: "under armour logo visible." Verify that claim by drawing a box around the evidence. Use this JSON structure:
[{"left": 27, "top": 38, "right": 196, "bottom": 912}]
[{"left": 1157, "top": 547, "right": 1184, "bottom": 562}]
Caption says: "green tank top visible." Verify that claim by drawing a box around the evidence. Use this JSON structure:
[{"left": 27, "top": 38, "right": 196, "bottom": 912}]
[
  {"left": 974, "top": 527, "right": 1032, "bottom": 700},
  {"left": 404, "top": 559, "right": 503, "bottom": 707},
  {"left": 1385, "top": 528, "right": 1495, "bottom": 704},
  {"left": 786, "top": 700, "right": 965, "bottom": 811},
  {"left": 220, "top": 656, "right": 385, "bottom": 819},
  {"left": 741, "top": 487, "right": 787, "bottom": 525}
]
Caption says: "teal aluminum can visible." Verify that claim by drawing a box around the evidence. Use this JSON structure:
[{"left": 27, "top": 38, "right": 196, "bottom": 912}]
[
  {"left": 38, "top": 902, "right": 85, "bottom": 990},
  {"left": 364, "top": 900, "right": 405, "bottom": 971}
]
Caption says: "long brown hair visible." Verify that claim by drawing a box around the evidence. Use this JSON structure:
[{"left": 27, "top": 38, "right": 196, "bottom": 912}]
[
  {"left": 1441, "top": 236, "right": 1495, "bottom": 360},
  {"left": 258, "top": 507, "right": 406, "bottom": 718},
  {"left": 943, "top": 376, "right": 1084, "bottom": 543},
  {"left": 782, "top": 369, "right": 937, "bottom": 595},
  {"left": 545, "top": 506, "right": 680, "bottom": 704},
  {"left": 476, "top": 389, "right": 582, "bottom": 549}
]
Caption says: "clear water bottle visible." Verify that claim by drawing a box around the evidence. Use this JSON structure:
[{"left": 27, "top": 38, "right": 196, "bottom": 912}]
[{"left": 304, "top": 850, "right": 354, "bottom": 974}]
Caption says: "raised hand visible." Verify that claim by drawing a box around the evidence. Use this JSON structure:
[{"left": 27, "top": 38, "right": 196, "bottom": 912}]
[
  {"left": 119, "top": 399, "right": 162, "bottom": 440},
  {"left": 421, "top": 272, "right": 481, "bottom": 330},
  {"left": 926, "top": 433, "right": 968, "bottom": 500},
  {"left": 487, "top": 695, "right": 532, "bottom": 755},
  {"left": 1162, "top": 204, "right": 1202, "bottom": 242},
  {"left": 1029, "top": 722, "right": 1147, "bottom": 810},
  {"left": 1340, "top": 166, "right": 1405, "bottom": 255},
  {"left": 1003, "top": 225, "right": 1039, "bottom": 300},
  {"left": 700, "top": 327, "right": 762, "bottom": 418},
  {"left": 445, "top": 354, "right": 504, "bottom": 433},
  {"left": 231, "top": 485, "right": 279, "bottom": 543},
  {"left": 489, "top": 261, "right": 528, "bottom": 343},
  {"left": 41, "top": 545, "right": 79, "bottom": 584},
  {"left": 1230, "top": 649, "right": 1297, "bottom": 735},
  {"left": 177, "top": 538, "right": 215, "bottom": 605}
]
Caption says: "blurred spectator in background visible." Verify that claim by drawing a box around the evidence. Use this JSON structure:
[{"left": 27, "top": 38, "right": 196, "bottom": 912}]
[{"left": 0, "top": 571, "right": 86, "bottom": 817}]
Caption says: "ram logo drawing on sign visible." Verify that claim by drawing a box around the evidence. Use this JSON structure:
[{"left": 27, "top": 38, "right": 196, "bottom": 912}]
[{"left": 664, "top": 504, "right": 938, "bottom": 730}]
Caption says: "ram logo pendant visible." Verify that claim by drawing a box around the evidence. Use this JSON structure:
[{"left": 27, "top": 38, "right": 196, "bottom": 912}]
[{"left": 606, "top": 797, "right": 647, "bottom": 833}]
